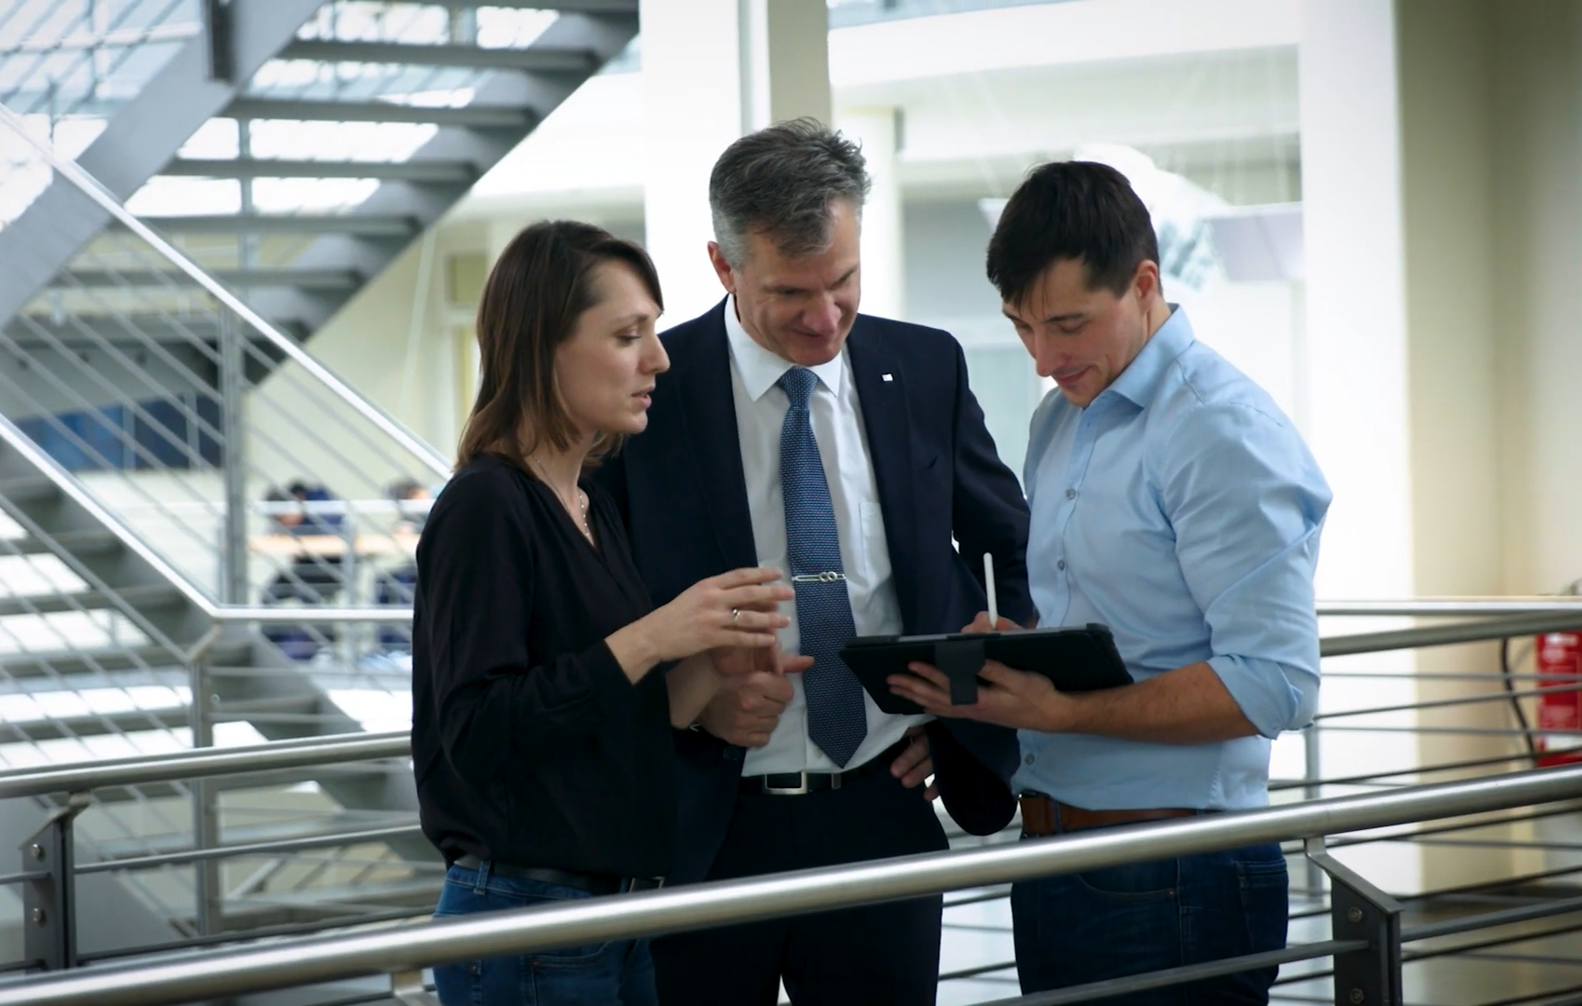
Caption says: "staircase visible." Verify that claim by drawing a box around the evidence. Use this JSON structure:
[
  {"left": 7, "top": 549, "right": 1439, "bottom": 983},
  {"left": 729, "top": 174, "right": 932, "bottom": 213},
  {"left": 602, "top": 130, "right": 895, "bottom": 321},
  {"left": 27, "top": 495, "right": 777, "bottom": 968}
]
[
  {"left": 0, "top": 0, "right": 639, "bottom": 962},
  {"left": 1, "top": 0, "right": 637, "bottom": 351}
]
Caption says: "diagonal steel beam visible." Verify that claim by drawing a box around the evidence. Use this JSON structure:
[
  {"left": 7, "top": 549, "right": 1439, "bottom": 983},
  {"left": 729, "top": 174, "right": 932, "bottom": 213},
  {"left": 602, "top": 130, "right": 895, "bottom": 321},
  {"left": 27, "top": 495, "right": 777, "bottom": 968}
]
[
  {"left": 276, "top": 38, "right": 597, "bottom": 72},
  {"left": 138, "top": 213, "right": 419, "bottom": 238},
  {"left": 224, "top": 97, "right": 534, "bottom": 128},
  {"left": 415, "top": 0, "right": 638, "bottom": 10},
  {"left": 159, "top": 157, "right": 476, "bottom": 182},
  {"left": 0, "top": 0, "right": 327, "bottom": 331}
]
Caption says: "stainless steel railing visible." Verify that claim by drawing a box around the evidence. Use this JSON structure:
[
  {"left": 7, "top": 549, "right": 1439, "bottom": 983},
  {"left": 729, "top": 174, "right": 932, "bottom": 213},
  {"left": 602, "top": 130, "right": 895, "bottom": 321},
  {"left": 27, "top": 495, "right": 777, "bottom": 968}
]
[
  {"left": 0, "top": 0, "right": 203, "bottom": 155},
  {"left": 0, "top": 730, "right": 408, "bottom": 800},
  {"left": 0, "top": 100, "right": 450, "bottom": 615},
  {"left": 3, "top": 763, "right": 1582, "bottom": 1006},
  {"left": 0, "top": 93, "right": 458, "bottom": 947},
  {"left": 0, "top": 599, "right": 1574, "bottom": 784},
  {"left": 1, "top": 603, "right": 1580, "bottom": 1001}
]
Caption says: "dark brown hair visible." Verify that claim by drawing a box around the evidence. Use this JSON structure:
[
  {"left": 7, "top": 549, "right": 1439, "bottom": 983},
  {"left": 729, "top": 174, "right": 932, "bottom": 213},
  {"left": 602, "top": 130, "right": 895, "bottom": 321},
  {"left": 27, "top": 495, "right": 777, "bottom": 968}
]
[
  {"left": 457, "top": 220, "right": 663, "bottom": 472},
  {"left": 986, "top": 160, "right": 1160, "bottom": 304}
]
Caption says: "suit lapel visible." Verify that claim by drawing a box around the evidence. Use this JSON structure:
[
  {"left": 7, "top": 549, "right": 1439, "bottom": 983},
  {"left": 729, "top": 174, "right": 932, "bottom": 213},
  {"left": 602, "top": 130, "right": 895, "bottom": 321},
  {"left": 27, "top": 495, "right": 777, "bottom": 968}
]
[
  {"left": 847, "top": 320, "right": 922, "bottom": 631},
  {"left": 673, "top": 302, "right": 759, "bottom": 569}
]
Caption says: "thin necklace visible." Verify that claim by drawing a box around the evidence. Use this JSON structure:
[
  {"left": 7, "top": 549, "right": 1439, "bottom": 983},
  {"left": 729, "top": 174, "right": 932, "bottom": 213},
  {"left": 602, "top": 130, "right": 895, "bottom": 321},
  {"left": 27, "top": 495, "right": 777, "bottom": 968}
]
[{"left": 528, "top": 457, "right": 594, "bottom": 544}]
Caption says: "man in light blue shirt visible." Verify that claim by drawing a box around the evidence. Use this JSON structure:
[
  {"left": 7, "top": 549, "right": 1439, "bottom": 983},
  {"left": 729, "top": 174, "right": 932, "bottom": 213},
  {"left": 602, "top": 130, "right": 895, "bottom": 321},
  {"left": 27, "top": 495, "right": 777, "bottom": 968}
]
[{"left": 889, "top": 161, "right": 1331, "bottom": 1003}]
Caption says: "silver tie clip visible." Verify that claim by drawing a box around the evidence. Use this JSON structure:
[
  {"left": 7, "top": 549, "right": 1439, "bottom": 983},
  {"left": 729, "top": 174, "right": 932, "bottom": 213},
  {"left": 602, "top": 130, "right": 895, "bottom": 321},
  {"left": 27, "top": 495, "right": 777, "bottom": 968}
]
[{"left": 792, "top": 571, "right": 847, "bottom": 583}]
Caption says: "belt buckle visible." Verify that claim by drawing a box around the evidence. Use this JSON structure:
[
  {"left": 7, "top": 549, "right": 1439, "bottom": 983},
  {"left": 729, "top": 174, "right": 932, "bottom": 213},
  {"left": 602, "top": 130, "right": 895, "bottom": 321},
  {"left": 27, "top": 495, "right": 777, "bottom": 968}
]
[
  {"left": 626, "top": 876, "right": 665, "bottom": 893},
  {"left": 762, "top": 771, "right": 811, "bottom": 796}
]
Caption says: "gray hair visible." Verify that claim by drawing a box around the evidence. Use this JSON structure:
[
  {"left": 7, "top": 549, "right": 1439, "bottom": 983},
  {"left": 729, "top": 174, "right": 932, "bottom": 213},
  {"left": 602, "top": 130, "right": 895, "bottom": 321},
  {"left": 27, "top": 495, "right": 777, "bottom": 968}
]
[{"left": 709, "top": 117, "right": 871, "bottom": 267}]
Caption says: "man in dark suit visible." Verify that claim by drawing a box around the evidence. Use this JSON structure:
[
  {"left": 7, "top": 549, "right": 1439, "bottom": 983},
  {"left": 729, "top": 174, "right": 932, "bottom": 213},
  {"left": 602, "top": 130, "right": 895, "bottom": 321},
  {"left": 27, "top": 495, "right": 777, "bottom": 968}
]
[{"left": 595, "top": 118, "right": 1033, "bottom": 1006}]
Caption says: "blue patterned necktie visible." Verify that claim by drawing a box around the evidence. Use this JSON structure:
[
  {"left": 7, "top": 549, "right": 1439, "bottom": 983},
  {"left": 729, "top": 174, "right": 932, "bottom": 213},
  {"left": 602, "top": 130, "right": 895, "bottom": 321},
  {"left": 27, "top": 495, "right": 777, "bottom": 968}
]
[{"left": 777, "top": 366, "right": 867, "bottom": 767}]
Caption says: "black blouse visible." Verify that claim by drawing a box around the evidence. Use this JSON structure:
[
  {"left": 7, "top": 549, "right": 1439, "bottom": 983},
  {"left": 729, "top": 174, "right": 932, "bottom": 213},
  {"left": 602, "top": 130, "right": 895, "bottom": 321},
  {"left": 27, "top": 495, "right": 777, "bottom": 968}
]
[{"left": 411, "top": 454, "right": 674, "bottom": 878}]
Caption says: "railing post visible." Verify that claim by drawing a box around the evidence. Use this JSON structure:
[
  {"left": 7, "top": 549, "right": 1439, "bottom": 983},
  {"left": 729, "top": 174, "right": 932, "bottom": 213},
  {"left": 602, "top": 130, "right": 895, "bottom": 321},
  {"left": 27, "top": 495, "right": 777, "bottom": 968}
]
[
  {"left": 1303, "top": 724, "right": 1325, "bottom": 895},
  {"left": 19, "top": 794, "right": 88, "bottom": 972},
  {"left": 190, "top": 654, "right": 223, "bottom": 937},
  {"left": 1306, "top": 837, "right": 1403, "bottom": 1006},
  {"left": 219, "top": 310, "right": 249, "bottom": 605},
  {"left": 391, "top": 969, "right": 439, "bottom": 1006}
]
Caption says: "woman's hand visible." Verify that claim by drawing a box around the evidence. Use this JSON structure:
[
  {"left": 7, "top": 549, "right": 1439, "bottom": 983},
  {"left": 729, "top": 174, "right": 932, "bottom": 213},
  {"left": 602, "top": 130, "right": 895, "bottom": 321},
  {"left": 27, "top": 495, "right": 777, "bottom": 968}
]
[
  {"left": 608, "top": 567, "right": 792, "bottom": 681},
  {"left": 648, "top": 567, "right": 792, "bottom": 660}
]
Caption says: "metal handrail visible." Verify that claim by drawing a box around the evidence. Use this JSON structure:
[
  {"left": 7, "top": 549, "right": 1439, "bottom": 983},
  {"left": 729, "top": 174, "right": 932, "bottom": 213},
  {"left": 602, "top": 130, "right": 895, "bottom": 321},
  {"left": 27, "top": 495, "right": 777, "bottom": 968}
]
[
  {"left": 210, "top": 606, "right": 418, "bottom": 623},
  {"left": 1320, "top": 610, "right": 1582, "bottom": 657},
  {"left": 208, "top": 597, "right": 1582, "bottom": 632},
  {"left": 0, "top": 600, "right": 1577, "bottom": 802},
  {"left": 0, "top": 411, "right": 215, "bottom": 614},
  {"left": 0, "top": 732, "right": 409, "bottom": 801},
  {"left": 0, "top": 102, "right": 451, "bottom": 480},
  {"left": 4, "top": 765, "right": 1582, "bottom": 1006},
  {"left": 1317, "top": 597, "right": 1582, "bottom": 616}
]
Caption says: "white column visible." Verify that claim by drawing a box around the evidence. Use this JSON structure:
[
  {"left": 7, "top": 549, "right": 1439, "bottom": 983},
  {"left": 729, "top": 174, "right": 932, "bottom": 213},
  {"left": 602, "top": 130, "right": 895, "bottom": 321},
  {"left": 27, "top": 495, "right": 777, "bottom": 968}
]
[
  {"left": 1298, "top": 0, "right": 1420, "bottom": 890},
  {"left": 641, "top": 0, "right": 833, "bottom": 326},
  {"left": 754, "top": 0, "right": 832, "bottom": 128},
  {"left": 640, "top": 0, "right": 745, "bottom": 325},
  {"left": 837, "top": 107, "right": 904, "bottom": 320}
]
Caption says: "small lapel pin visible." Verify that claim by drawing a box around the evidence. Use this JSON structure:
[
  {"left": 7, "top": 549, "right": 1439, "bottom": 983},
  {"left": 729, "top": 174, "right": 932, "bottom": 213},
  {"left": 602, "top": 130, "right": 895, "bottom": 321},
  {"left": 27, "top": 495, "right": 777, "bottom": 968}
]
[{"left": 882, "top": 373, "right": 894, "bottom": 382}]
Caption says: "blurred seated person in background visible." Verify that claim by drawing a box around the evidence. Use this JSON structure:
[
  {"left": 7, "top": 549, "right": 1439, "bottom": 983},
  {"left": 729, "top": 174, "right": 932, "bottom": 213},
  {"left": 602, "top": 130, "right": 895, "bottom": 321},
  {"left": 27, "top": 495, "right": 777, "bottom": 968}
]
[
  {"left": 376, "top": 477, "right": 432, "bottom": 652},
  {"left": 412, "top": 220, "right": 806, "bottom": 1006},
  {"left": 386, "top": 476, "right": 433, "bottom": 534},
  {"left": 261, "top": 480, "right": 346, "bottom": 660}
]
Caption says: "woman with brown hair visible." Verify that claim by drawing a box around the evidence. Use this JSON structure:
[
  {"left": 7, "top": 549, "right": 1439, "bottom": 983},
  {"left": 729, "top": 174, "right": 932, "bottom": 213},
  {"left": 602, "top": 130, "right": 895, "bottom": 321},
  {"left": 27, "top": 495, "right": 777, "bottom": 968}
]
[{"left": 411, "top": 220, "right": 797, "bottom": 1005}]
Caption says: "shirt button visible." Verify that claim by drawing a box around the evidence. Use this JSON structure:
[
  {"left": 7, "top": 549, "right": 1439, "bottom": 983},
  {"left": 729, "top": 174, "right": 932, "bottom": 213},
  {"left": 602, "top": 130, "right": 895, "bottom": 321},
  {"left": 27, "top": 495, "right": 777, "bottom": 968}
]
[
  {"left": 1024, "top": 754, "right": 1035, "bottom": 765},
  {"left": 1057, "top": 559, "right": 1066, "bottom": 571},
  {"left": 1066, "top": 488, "right": 1076, "bottom": 499}
]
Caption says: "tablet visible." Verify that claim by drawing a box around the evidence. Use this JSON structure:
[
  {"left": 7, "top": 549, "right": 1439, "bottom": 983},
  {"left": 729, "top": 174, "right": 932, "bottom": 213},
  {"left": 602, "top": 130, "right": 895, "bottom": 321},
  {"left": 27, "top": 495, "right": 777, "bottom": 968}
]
[{"left": 840, "top": 623, "right": 1132, "bottom": 715}]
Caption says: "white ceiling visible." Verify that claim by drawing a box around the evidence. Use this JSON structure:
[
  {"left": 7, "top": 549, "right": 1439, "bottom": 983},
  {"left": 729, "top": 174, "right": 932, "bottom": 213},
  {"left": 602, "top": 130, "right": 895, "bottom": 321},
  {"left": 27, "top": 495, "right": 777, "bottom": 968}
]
[{"left": 453, "top": 0, "right": 1302, "bottom": 222}]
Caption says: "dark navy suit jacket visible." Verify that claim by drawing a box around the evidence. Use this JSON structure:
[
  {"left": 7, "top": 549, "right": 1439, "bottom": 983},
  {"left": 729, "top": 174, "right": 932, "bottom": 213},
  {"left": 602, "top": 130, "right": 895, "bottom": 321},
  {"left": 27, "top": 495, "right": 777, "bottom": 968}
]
[{"left": 595, "top": 299, "right": 1034, "bottom": 885}]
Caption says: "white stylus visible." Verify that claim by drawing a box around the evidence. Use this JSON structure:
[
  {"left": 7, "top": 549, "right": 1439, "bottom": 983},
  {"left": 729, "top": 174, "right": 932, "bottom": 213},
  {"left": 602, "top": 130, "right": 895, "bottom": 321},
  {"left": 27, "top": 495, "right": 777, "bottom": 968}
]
[{"left": 984, "top": 552, "right": 998, "bottom": 630}]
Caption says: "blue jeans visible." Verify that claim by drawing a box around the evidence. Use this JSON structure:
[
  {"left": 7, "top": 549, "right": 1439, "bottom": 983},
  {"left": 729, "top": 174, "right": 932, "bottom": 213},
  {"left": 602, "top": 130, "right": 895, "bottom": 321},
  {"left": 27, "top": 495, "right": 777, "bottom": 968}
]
[
  {"left": 432, "top": 863, "right": 658, "bottom": 1006},
  {"left": 1011, "top": 841, "right": 1289, "bottom": 1005}
]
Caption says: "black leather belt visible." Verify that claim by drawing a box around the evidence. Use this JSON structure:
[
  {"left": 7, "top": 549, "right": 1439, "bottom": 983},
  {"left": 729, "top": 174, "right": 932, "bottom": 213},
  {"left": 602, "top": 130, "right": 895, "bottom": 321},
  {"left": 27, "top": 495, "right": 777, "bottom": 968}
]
[
  {"left": 451, "top": 855, "right": 663, "bottom": 896},
  {"left": 739, "top": 738, "right": 909, "bottom": 796}
]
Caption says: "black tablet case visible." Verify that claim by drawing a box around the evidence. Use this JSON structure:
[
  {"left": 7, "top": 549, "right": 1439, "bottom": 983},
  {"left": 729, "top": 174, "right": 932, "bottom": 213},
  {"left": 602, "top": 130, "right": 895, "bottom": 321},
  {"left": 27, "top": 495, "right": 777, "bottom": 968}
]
[{"left": 840, "top": 623, "right": 1132, "bottom": 715}]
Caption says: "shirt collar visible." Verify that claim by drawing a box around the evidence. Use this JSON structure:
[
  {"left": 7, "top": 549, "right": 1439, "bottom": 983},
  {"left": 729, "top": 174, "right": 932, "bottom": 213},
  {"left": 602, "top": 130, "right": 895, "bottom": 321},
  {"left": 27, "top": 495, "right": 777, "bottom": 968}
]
[
  {"left": 1101, "top": 304, "right": 1194, "bottom": 409},
  {"left": 723, "top": 295, "right": 846, "bottom": 401}
]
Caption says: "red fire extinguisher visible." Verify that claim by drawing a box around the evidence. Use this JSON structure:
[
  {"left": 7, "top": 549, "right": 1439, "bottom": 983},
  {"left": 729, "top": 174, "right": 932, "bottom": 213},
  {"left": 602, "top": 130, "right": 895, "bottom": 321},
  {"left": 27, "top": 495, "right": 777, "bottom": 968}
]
[{"left": 1536, "top": 631, "right": 1582, "bottom": 768}]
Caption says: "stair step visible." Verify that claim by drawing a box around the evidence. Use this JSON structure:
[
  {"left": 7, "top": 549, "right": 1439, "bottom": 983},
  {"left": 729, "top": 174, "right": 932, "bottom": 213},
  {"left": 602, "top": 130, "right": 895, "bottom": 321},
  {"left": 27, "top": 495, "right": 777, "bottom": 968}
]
[
  {"left": 0, "top": 705, "right": 189, "bottom": 744},
  {"left": 225, "top": 97, "right": 534, "bottom": 129},
  {"left": 141, "top": 213, "right": 420, "bottom": 237},
  {"left": 0, "top": 583, "right": 187, "bottom": 619},
  {"left": 92, "top": 809, "right": 417, "bottom": 861},
  {"left": 58, "top": 267, "right": 363, "bottom": 292},
  {"left": 160, "top": 157, "right": 476, "bottom": 183},
  {"left": 277, "top": 39, "right": 597, "bottom": 73},
  {"left": 0, "top": 645, "right": 189, "bottom": 680},
  {"left": 0, "top": 475, "right": 61, "bottom": 506},
  {"left": 398, "top": 0, "right": 636, "bottom": 9},
  {"left": 4, "top": 528, "right": 122, "bottom": 558}
]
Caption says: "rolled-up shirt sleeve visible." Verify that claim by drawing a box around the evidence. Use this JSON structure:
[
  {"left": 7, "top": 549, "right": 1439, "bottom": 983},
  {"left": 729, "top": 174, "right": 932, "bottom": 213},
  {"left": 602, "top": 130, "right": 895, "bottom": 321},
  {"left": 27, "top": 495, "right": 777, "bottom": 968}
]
[{"left": 1158, "top": 402, "right": 1332, "bottom": 738}]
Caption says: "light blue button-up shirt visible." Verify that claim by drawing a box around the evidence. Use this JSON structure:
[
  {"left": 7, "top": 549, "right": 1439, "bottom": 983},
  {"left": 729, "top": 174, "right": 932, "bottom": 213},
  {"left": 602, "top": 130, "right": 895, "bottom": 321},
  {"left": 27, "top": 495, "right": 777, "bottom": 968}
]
[{"left": 1011, "top": 307, "right": 1331, "bottom": 811}]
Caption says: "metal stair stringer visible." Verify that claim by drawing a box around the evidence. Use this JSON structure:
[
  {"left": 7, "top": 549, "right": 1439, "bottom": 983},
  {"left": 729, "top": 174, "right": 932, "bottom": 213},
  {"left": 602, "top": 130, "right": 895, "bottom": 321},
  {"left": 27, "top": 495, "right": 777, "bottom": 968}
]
[
  {"left": 0, "top": 438, "right": 431, "bottom": 869},
  {"left": 0, "top": 0, "right": 328, "bottom": 332},
  {"left": 234, "top": 4, "right": 641, "bottom": 336},
  {"left": 209, "top": 635, "right": 430, "bottom": 864}
]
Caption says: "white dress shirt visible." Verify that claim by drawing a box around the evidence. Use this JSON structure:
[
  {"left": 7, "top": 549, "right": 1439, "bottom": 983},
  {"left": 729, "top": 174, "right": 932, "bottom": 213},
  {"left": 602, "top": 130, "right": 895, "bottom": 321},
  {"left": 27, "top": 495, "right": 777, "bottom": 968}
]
[{"left": 723, "top": 299, "right": 924, "bottom": 774}]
